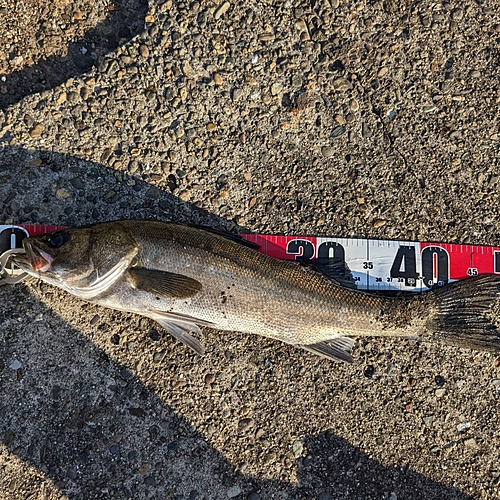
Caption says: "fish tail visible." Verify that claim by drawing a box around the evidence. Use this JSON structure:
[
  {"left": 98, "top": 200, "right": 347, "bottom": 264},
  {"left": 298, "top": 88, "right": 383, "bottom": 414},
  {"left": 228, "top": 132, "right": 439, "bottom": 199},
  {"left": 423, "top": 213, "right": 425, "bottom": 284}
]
[{"left": 427, "top": 274, "right": 500, "bottom": 351}]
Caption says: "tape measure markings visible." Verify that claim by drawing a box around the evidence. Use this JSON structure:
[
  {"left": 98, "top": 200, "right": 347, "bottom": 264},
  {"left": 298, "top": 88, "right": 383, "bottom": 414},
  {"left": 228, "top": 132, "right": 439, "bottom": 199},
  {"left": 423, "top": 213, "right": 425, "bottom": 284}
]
[{"left": 2, "top": 225, "right": 500, "bottom": 292}]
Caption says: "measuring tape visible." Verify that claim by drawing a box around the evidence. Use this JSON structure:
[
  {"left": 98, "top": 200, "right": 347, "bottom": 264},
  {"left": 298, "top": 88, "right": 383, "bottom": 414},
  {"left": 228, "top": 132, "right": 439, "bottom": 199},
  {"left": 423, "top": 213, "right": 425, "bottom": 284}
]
[
  {"left": 1, "top": 224, "right": 500, "bottom": 291},
  {"left": 240, "top": 235, "right": 500, "bottom": 292}
]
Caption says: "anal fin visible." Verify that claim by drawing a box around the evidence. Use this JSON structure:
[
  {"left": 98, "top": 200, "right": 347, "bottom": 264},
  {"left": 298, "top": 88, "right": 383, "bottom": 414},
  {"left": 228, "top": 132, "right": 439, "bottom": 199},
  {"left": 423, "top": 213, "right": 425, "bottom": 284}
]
[{"left": 302, "top": 336, "right": 356, "bottom": 363}]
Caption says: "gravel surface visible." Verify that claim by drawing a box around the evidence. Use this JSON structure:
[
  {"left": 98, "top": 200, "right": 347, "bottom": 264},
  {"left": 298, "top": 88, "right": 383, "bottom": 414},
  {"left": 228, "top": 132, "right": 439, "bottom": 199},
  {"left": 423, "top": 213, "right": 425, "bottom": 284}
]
[{"left": 1, "top": 0, "right": 500, "bottom": 498}]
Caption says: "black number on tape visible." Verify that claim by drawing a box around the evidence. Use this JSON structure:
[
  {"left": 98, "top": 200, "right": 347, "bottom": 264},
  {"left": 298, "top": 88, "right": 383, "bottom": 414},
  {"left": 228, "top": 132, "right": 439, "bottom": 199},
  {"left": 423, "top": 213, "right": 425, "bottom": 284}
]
[
  {"left": 390, "top": 246, "right": 418, "bottom": 286},
  {"left": 0, "top": 227, "right": 28, "bottom": 255},
  {"left": 317, "top": 241, "right": 345, "bottom": 264},
  {"left": 494, "top": 251, "right": 500, "bottom": 274},
  {"left": 286, "top": 239, "right": 315, "bottom": 261},
  {"left": 422, "top": 246, "right": 449, "bottom": 288}
]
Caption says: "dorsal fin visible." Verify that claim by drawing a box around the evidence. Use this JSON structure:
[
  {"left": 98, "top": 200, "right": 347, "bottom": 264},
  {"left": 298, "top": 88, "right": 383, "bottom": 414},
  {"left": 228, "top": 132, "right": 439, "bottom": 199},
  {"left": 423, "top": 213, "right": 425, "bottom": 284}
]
[
  {"left": 300, "top": 258, "right": 358, "bottom": 289},
  {"left": 189, "top": 225, "right": 261, "bottom": 250}
]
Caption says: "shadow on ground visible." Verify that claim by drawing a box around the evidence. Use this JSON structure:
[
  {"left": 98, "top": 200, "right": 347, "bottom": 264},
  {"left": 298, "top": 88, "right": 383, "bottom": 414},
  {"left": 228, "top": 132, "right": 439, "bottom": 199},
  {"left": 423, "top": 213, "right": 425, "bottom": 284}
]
[
  {"left": 0, "top": 0, "right": 148, "bottom": 110},
  {"left": 0, "top": 148, "right": 472, "bottom": 499}
]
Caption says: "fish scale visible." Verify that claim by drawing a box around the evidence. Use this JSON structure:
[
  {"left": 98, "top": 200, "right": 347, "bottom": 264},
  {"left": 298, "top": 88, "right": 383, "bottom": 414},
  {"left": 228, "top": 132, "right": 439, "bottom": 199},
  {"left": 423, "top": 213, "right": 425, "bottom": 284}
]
[{"left": 125, "top": 222, "right": 387, "bottom": 345}]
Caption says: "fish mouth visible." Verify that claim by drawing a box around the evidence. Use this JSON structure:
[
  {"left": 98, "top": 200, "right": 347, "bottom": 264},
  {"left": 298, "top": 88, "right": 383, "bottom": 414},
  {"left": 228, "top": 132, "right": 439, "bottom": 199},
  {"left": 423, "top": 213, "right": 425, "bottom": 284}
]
[{"left": 18, "top": 241, "right": 54, "bottom": 273}]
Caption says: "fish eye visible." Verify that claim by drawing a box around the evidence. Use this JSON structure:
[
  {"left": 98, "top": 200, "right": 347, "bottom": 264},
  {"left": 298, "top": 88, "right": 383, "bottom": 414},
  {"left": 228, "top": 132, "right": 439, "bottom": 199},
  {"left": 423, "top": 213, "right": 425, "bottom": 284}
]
[{"left": 47, "top": 232, "right": 69, "bottom": 248}]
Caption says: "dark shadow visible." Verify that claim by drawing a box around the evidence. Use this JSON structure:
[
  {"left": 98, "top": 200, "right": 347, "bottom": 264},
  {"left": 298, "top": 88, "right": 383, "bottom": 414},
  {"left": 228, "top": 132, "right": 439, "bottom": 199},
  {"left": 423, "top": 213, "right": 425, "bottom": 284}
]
[
  {"left": 0, "top": 289, "right": 473, "bottom": 499},
  {"left": 0, "top": 148, "right": 474, "bottom": 498},
  {"left": 297, "top": 432, "right": 470, "bottom": 500},
  {"left": 0, "top": 0, "right": 148, "bottom": 110}
]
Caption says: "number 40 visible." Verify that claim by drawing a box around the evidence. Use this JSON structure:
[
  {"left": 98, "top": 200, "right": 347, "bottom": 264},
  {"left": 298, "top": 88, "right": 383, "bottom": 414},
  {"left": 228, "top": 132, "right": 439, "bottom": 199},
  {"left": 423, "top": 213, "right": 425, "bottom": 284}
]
[{"left": 390, "top": 246, "right": 449, "bottom": 289}]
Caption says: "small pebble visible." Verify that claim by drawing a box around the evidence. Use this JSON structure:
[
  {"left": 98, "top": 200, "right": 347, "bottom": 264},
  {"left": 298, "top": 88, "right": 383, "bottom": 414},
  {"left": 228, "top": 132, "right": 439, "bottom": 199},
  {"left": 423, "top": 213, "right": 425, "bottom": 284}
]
[
  {"left": 333, "top": 78, "right": 352, "bottom": 92},
  {"left": 295, "top": 19, "right": 308, "bottom": 32},
  {"left": 232, "top": 88, "right": 243, "bottom": 101},
  {"left": 292, "top": 440, "right": 303, "bottom": 458},
  {"left": 435, "top": 388, "right": 446, "bottom": 397},
  {"left": 270, "top": 83, "right": 282, "bottom": 96},
  {"left": 318, "top": 493, "right": 333, "bottom": 500},
  {"left": 373, "top": 219, "right": 386, "bottom": 228},
  {"left": 29, "top": 123, "right": 44, "bottom": 137},
  {"left": 144, "top": 476, "right": 156, "bottom": 487},
  {"left": 227, "top": 485, "right": 242, "bottom": 498},
  {"left": 331, "top": 126, "right": 346, "bottom": 138},
  {"left": 457, "top": 422, "right": 471, "bottom": 432},
  {"left": 238, "top": 418, "right": 254, "bottom": 432},
  {"left": 259, "top": 32, "right": 275, "bottom": 42},
  {"left": 56, "top": 188, "right": 70, "bottom": 200},
  {"left": 291, "top": 74, "right": 303, "bottom": 87},
  {"left": 464, "top": 438, "right": 478, "bottom": 449},
  {"left": 214, "top": 1, "right": 231, "bottom": 20},
  {"left": 321, "top": 146, "right": 335, "bottom": 158},
  {"left": 423, "top": 416, "right": 434, "bottom": 426},
  {"left": 377, "top": 67, "right": 389, "bottom": 78},
  {"left": 9, "top": 359, "right": 22, "bottom": 370}
]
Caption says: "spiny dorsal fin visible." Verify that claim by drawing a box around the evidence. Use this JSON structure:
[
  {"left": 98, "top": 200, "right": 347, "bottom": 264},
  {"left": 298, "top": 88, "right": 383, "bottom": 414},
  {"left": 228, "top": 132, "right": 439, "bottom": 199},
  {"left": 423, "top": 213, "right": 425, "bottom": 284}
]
[
  {"left": 189, "top": 225, "right": 261, "bottom": 250},
  {"left": 129, "top": 268, "right": 202, "bottom": 298}
]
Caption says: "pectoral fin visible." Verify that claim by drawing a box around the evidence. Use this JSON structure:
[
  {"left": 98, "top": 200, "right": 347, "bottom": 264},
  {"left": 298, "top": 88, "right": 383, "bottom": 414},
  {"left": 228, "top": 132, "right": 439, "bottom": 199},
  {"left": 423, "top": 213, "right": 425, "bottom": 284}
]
[
  {"left": 129, "top": 268, "right": 202, "bottom": 298},
  {"left": 302, "top": 336, "right": 356, "bottom": 363}
]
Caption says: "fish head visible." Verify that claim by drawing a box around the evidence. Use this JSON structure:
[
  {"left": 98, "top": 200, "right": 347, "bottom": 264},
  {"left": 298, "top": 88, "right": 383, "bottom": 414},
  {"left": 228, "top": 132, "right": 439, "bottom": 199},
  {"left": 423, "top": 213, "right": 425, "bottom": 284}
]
[{"left": 12, "top": 223, "right": 138, "bottom": 293}]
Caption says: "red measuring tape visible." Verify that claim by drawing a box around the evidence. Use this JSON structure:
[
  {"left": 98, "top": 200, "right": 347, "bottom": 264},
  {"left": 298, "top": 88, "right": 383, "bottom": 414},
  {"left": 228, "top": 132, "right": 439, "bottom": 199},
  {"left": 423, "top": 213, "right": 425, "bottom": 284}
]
[{"left": 1, "top": 224, "right": 499, "bottom": 292}]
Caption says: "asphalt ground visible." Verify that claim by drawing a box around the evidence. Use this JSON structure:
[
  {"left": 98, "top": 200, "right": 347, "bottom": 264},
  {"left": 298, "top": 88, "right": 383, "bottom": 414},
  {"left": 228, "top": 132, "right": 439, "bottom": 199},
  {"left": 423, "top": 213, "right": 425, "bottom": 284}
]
[{"left": 0, "top": 0, "right": 500, "bottom": 498}]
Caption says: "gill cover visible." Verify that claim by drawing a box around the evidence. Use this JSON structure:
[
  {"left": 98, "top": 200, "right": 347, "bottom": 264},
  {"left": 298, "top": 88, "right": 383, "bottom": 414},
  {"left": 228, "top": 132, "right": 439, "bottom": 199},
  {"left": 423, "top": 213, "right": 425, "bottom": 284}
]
[{"left": 23, "top": 223, "right": 139, "bottom": 292}]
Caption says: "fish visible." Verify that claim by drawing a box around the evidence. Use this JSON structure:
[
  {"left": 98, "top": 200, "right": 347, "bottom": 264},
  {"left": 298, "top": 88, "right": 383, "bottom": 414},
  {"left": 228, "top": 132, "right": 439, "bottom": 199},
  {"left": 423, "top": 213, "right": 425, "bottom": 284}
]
[{"left": 10, "top": 220, "right": 500, "bottom": 362}]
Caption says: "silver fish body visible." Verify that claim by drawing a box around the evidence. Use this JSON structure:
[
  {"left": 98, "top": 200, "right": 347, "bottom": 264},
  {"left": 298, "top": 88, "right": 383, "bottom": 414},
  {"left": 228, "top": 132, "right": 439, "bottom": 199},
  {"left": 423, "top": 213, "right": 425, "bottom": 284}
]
[{"left": 13, "top": 220, "right": 500, "bottom": 362}]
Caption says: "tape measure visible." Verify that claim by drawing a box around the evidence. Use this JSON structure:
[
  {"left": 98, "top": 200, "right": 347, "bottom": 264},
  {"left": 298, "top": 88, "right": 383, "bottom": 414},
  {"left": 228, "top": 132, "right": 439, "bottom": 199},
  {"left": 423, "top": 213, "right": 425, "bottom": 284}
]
[
  {"left": 241, "top": 235, "right": 500, "bottom": 292},
  {"left": 1, "top": 224, "right": 499, "bottom": 291}
]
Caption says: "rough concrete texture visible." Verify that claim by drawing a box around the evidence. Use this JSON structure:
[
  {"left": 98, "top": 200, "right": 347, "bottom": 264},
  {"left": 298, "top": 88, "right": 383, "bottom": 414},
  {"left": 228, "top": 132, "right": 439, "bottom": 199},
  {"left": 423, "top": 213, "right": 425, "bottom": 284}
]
[{"left": 0, "top": 0, "right": 500, "bottom": 498}]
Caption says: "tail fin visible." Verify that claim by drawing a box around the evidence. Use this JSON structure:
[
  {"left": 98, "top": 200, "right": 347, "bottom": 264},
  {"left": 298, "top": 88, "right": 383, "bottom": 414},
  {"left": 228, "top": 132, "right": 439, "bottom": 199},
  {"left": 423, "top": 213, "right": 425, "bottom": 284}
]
[{"left": 428, "top": 274, "right": 500, "bottom": 351}]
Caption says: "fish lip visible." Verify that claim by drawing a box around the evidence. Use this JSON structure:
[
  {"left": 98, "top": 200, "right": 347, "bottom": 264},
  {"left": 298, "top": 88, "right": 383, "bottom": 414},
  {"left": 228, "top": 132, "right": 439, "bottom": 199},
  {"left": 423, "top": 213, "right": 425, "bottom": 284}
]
[{"left": 21, "top": 241, "right": 54, "bottom": 272}]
